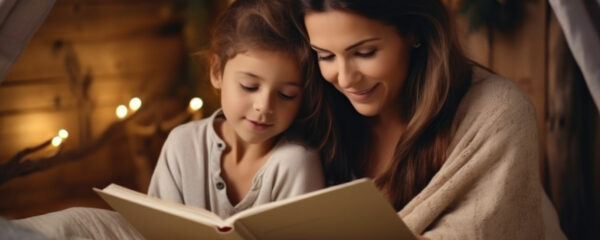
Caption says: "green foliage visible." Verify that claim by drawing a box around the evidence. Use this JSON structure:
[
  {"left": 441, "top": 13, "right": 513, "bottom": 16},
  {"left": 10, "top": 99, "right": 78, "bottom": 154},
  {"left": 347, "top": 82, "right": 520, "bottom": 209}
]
[{"left": 460, "top": 0, "right": 529, "bottom": 33}]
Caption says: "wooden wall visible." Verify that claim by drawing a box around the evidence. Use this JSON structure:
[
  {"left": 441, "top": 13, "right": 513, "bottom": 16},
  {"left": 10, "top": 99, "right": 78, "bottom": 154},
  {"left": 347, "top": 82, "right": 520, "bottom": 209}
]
[
  {"left": 0, "top": 0, "right": 189, "bottom": 218},
  {"left": 450, "top": 0, "right": 600, "bottom": 239}
]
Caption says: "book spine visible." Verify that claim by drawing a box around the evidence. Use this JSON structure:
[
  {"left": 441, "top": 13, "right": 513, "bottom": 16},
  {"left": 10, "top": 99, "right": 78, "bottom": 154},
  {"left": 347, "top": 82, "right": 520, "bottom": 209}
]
[{"left": 234, "top": 222, "right": 258, "bottom": 240}]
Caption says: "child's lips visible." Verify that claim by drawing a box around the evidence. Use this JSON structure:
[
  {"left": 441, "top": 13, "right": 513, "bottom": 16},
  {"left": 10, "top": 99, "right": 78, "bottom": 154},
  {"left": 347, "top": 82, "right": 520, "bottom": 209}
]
[{"left": 246, "top": 119, "right": 273, "bottom": 130}]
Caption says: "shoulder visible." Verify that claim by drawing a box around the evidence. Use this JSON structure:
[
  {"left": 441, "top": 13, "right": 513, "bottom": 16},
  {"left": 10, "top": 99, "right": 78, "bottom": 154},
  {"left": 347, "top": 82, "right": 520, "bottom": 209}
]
[
  {"left": 165, "top": 110, "right": 221, "bottom": 146},
  {"left": 162, "top": 120, "right": 206, "bottom": 147},
  {"left": 266, "top": 140, "right": 322, "bottom": 178},
  {"left": 466, "top": 68, "right": 535, "bottom": 114},
  {"left": 271, "top": 140, "right": 321, "bottom": 167},
  {"left": 264, "top": 141, "right": 325, "bottom": 199},
  {"left": 455, "top": 67, "right": 537, "bottom": 131}
]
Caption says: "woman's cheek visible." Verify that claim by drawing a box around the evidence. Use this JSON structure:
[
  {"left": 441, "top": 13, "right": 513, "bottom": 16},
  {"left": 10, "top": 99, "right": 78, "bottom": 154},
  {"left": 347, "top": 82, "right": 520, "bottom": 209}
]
[{"left": 319, "top": 63, "right": 337, "bottom": 83}]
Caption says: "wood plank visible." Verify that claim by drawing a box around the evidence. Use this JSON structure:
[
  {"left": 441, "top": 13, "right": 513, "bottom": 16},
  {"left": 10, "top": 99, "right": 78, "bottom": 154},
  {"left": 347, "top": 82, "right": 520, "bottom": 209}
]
[
  {"left": 0, "top": 70, "right": 177, "bottom": 113},
  {"left": 37, "top": 2, "right": 178, "bottom": 42},
  {"left": 0, "top": 82, "right": 77, "bottom": 113},
  {"left": 490, "top": 0, "right": 547, "bottom": 171},
  {"left": 4, "top": 35, "right": 183, "bottom": 82},
  {"left": 454, "top": 10, "right": 491, "bottom": 67},
  {"left": 55, "top": 0, "right": 175, "bottom": 4}
]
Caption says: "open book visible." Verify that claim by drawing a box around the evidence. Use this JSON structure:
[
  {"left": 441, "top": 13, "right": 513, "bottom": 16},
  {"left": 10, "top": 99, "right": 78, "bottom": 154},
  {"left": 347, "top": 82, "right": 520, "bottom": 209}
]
[{"left": 94, "top": 178, "right": 416, "bottom": 240}]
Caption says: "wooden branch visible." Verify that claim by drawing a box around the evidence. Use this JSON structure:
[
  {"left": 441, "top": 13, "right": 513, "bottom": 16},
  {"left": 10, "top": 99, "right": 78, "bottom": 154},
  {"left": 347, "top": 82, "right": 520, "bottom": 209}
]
[
  {"left": 0, "top": 104, "right": 201, "bottom": 186},
  {"left": 0, "top": 118, "right": 127, "bottom": 185}
]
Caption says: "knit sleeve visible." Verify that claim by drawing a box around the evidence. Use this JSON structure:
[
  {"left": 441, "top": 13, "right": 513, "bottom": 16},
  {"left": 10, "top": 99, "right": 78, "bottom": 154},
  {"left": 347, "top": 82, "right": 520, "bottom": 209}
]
[{"left": 399, "top": 74, "right": 564, "bottom": 239}]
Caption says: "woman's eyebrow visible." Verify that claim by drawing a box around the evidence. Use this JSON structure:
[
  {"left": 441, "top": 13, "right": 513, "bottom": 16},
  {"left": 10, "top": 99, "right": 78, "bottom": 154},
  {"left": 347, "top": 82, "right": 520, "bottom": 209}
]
[
  {"left": 311, "top": 37, "right": 381, "bottom": 53},
  {"left": 344, "top": 37, "right": 380, "bottom": 51}
]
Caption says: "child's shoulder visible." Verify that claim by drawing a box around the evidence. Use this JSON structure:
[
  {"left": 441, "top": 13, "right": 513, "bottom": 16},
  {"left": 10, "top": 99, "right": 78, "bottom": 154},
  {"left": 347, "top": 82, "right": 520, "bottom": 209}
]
[
  {"left": 169, "top": 118, "right": 211, "bottom": 137},
  {"left": 168, "top": 109, "right": 222, "bottom": 138},
  {"left": 270, "top": 140, "right": 320, "bottom": 166}
]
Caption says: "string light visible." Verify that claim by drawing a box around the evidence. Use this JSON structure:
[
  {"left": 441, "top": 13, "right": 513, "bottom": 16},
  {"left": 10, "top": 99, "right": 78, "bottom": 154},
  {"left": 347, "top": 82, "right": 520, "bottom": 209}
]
[
  {"left": 189, "top": 97, "right": 203, "bottom": 111},
  {"left": 51, "top": 136, "right": 63, "bottom": 147},
  {"left": 58, "top": 129, "right": 69, "bottom": 139},
  {"left": 129, "top": 97, "right": 142, "bottom": 111},
  {"left": 116, "top": 105, "right": 128, "bottom": 119}
]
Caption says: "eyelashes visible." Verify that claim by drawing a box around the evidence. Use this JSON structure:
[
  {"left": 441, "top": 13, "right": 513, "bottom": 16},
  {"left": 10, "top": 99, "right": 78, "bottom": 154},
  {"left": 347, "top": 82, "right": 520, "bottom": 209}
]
[
  {"left": 239, "top": 84, "right": 297, "bottom": 100},
  {"left": 355, "top": 49, "right": 376, "bottom": 57},
  {"left": 316, "top": 48, "right": 378, "bottom": 61},
  {"left": 240, "top": 84, "right": 257, "bottom": 91}
]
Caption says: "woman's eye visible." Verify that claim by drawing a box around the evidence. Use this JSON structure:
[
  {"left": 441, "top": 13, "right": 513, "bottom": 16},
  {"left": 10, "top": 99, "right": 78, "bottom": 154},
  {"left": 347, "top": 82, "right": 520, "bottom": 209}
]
[
  {"left": 278, "top": 92, "right": 296, "bottom": 100},
  {"left": 317, "top": 53, "right": 334, "bottom": 61},
  {"left": 240, "top": 84, "right": 258, "bottom": 91},
  {"left": 355, "top": 49, "right": 376, "bottom": 58}
]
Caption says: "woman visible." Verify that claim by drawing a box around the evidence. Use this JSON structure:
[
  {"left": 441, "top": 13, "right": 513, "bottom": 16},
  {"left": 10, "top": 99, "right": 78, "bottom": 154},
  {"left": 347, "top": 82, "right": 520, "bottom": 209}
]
[{"left": 297, "top": 0, "right": 566, "bottom": 239}]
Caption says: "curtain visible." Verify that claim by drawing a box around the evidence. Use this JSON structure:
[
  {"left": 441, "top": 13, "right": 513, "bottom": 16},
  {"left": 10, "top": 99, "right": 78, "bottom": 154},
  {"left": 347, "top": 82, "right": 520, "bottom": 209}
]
[
  {"left": 549, "top": 0, "right": 600, "bottom": 112},
  {"left": 0, "top": 0, "right": 55, "bottom": 82}
]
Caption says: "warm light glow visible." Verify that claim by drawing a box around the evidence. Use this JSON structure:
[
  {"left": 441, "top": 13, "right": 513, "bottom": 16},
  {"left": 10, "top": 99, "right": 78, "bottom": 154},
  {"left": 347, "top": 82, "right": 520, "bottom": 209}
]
[
  {"left": 129, "top": 97, "right": 142, "bottom": 111},
  {"left": 189, "top": 97, "right": 203, "bottom": 111},
  {"left": 51, "top": 136, "right": 63, "bottom": 147},
  {"left": 58, "top": 129, "right": 69, "bottom": 139},
  {"left": 116, "top": 105, "right": 128, "bottom": 119}
]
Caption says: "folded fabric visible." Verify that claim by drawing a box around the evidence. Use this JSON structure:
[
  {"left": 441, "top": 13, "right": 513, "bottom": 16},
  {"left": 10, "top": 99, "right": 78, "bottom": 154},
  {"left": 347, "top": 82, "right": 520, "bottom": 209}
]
[
  {"left": 549, "top": 0, "right": 600, "bottom": 112},
  {"left": 0, "top": 216, "right": 48, "bottom": 240},
  {"left": 0, "top": 0, "right": 55, "bottom": 82},
  {"left": 13, "top": 207, "right": 144, "bottom": 240}
]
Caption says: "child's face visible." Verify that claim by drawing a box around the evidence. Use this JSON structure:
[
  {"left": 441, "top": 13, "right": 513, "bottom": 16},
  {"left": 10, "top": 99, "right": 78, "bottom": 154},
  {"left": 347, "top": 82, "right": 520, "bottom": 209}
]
[{"left": 211, "top": 49, "right": 303, "bottom": 144}]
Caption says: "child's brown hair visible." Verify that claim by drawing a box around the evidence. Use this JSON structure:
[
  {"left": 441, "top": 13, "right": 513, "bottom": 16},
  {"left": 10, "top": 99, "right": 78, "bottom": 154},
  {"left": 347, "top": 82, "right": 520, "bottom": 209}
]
[{"left": 208, "top": 0, "right": 328, "bottom": 148}]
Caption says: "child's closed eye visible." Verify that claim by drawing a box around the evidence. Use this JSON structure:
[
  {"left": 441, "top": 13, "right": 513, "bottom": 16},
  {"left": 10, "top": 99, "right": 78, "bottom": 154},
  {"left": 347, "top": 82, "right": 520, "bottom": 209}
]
[{"left": 240, "top": 83, "right": 258, "bottom": 91}]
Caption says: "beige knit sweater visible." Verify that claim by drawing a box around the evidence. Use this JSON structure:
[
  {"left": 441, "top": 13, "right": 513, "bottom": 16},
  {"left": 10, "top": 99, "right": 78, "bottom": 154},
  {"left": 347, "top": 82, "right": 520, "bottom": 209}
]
[{"left": 399, "top": 68, "right": 566, "bottom": 239}]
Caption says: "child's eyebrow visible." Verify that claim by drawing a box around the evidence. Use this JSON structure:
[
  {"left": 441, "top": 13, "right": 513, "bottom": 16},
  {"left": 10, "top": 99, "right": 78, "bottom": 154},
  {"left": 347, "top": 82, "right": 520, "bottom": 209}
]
[
  {"left": 238, "top": 71, "right": 261, "bottom": 79},
  {"left": 238, "top": 71, "right": 302, "bottom": 87}
]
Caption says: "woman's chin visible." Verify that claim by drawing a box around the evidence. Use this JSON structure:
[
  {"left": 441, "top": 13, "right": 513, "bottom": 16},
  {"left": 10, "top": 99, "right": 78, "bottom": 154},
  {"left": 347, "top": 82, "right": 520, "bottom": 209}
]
[{"left": 350, "top": 102, "right": 381, "bottom": 117}]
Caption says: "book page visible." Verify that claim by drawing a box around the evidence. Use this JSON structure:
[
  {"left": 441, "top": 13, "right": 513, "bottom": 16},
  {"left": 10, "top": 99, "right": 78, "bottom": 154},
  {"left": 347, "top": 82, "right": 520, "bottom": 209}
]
[
  {"left": 227, "top": 179, "right": 417, "bottom": 240},
  {"left": 95, "top": 184, "right": 245, "bottom": 240}
]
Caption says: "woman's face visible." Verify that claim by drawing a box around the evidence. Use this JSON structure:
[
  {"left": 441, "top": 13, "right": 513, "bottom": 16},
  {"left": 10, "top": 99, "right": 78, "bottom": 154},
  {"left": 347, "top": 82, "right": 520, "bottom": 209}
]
[{"left": 305, "top": 10, "right": 412, "bottom": 117}]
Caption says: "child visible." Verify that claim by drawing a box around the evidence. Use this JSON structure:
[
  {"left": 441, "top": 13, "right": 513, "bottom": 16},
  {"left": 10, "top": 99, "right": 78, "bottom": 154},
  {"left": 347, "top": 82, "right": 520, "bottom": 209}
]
[
  {"left": 147, "top": 0, "right": 324, "bottom": 219},
  {"left": 12, "top": 0, "right": 325, "bottom": 238}
]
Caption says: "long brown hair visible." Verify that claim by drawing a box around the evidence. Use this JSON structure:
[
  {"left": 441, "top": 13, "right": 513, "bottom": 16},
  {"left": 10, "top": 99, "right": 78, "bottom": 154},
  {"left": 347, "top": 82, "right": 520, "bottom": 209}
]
[
  {"left": 298, "top": 0, "right": 473, "bottom": 210},
  {"left": 207, "top": 0, "right": 328, "bottom": 149}
]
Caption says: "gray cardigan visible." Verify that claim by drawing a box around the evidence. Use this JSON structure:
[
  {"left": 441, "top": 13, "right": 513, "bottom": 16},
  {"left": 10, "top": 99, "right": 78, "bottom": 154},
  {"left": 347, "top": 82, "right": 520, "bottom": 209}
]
[{"left": 148, "top": 109, "right": 324, "bottom": 219}]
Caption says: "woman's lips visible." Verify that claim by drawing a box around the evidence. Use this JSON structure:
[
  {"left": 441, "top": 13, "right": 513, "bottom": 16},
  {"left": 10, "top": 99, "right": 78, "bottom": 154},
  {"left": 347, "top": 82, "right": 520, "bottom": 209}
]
[{"left": 346, "top": 83, "right": 379, "bottom": 102}]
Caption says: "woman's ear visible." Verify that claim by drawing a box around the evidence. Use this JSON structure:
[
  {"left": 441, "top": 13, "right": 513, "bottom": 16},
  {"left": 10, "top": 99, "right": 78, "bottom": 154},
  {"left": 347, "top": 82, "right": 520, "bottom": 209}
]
[
  {"left": 409, "top": 34, "right": 421, "bottom": 49},
  {"left": 209, "top": 54, "right": 222, "bottom": 89}
]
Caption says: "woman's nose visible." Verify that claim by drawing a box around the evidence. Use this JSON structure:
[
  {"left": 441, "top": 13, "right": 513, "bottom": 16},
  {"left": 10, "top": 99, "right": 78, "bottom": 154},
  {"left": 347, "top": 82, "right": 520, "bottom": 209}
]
[{"left": 336, "top": 60, "right": 359, "bottom": 88}]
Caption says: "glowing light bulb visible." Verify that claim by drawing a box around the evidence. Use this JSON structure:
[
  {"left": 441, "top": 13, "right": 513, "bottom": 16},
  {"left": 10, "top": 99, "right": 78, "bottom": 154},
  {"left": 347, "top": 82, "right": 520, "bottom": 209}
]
[
  {"left": 58, "top": 129, "right": 69, "bottom": 139},
  {"left": 129, "top": 97, "right": 142, "bottom": 111},
  {"left": 189, "top": 97, "right": 203, "bottom": 111},
  {"left": 51, "top": 136, "right": 63, "bottom": 147},
  {"left": 116, "top": 105, "right": 128, "bottom": 119}
]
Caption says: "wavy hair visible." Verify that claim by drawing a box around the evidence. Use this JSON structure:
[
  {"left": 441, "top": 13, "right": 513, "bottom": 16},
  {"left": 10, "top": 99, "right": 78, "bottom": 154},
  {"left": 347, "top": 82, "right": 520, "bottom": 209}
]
[{"left": 298, "top": 0, "right": 473, "bottom": 210}]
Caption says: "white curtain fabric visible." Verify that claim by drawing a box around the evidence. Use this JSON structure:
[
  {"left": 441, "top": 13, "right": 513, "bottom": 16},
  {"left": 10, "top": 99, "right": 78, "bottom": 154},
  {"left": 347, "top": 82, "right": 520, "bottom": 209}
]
[
  {"left": 549, "top": 0, "right": 600, "bottom": 112},
  {"left": 0, "top": 0, "right": 55, "bottom": 82}
]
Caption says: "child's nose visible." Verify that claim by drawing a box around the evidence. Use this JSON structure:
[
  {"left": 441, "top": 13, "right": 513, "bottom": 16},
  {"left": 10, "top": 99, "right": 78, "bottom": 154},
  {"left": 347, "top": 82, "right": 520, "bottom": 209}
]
[{"left": 253, "top": 93, "right": 274, "bottom": 114}]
